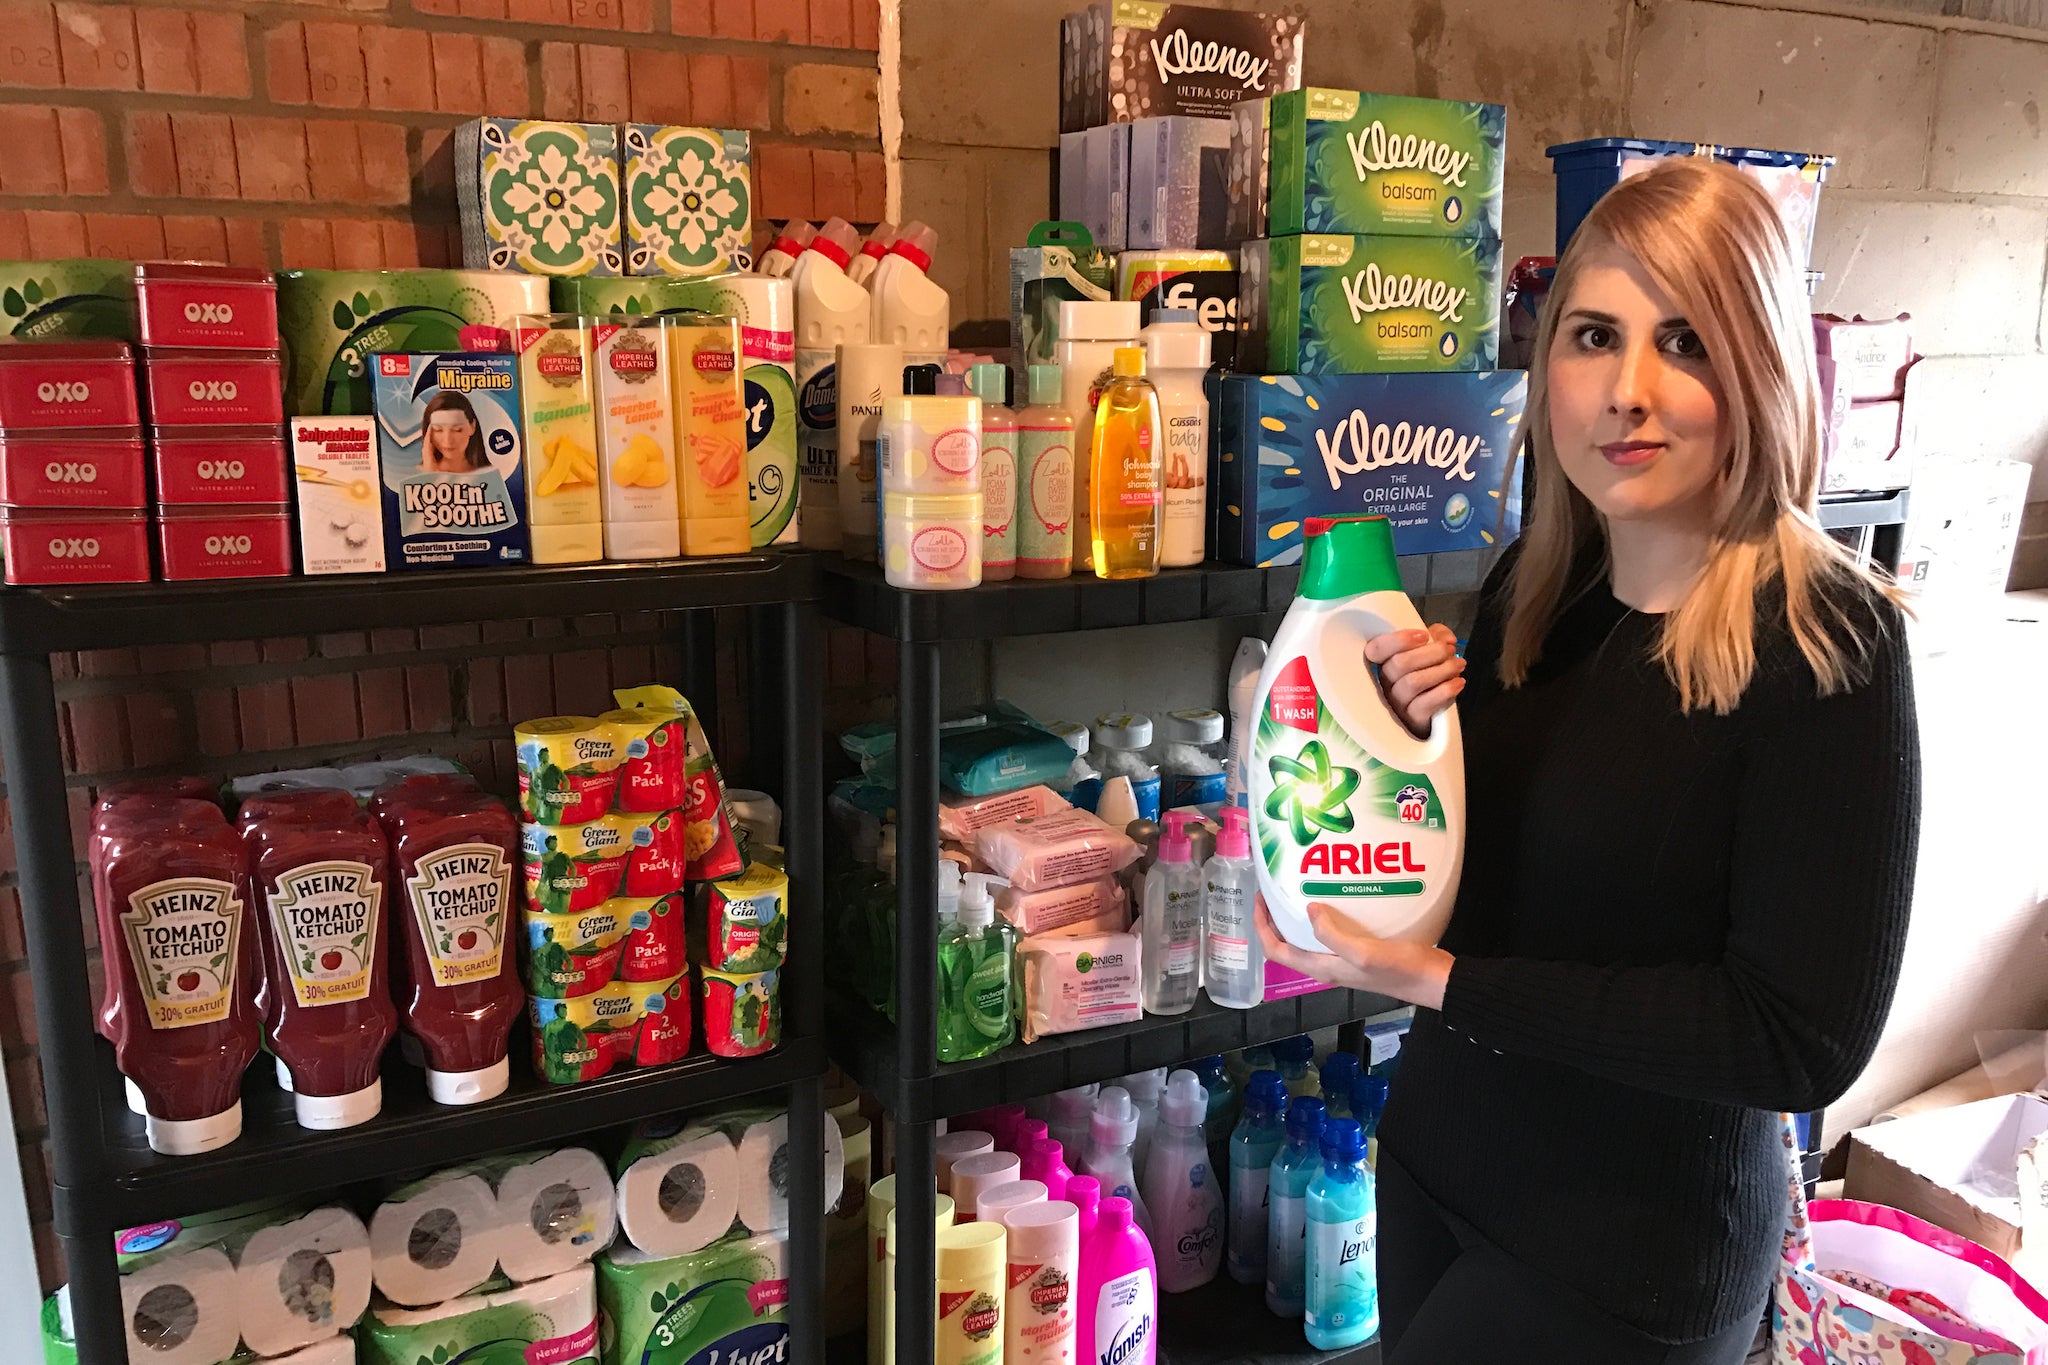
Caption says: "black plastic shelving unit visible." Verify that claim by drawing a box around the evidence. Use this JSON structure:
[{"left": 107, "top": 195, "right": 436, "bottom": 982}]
[
  {"left": 0, "top": 554, "right": 828, "bottom": 1365},
  {"left": 819, "top": 554, "right": 1402, "bottom": 1365}
]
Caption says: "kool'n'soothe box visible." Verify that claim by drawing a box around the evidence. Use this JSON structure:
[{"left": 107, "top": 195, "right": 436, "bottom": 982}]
[
  {"left": 371, "top": 353, "right": 531, "bottom": 570},
  {"left": 1215, "top": 370, "right": 1526, "bottom": 565}
]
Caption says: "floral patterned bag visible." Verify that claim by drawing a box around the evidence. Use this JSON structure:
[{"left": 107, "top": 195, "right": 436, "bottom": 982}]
[{"left": 1772, "top": 1113, "right": 2048, "bottom": 1364}]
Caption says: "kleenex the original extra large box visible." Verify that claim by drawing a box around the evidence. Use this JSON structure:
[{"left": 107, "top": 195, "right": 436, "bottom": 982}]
[{"left": 1215, "top": 370, "right": 1525, "bottom": 566}]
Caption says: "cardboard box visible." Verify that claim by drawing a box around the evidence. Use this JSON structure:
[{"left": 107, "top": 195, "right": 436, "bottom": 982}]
[
  {"left": 1060, "top": 2, "right": 1306, "bottom": 133},
  {"left": 620, "top": 125, "right": 753, "bottom": 278},
  {"left": 455, "top": 119, "right": 623, "bottom": 277},
  {"left": 1844, "top": 1094, "right": 2048, "bottom": 1283},
  {"left": 1059, "top": 124, "right": 1131, "bottom": 251},
  {"left": 1115, "top": 249, "right": 1236, "bottom": 366},
  {"left": 1265, "top": 88, "right": 1506, "bottom": 240},
  {"left": 1897, "top": 456, "right": 2031, "bottom": 600},
  {"left": 1009, "top": 224, "right": 1116, "bottom": 384},
  {"left": 1214, "top": 370, "right": 1526, "bottom": 565},
  {"left": 370, "top": 352, "right": 531, "bottom": 569},
  {"left": 1822, "top": 398, "right": 1907, "bottom": 495},
  {"left": 1126, "top": 114, "right": 1232, "bottom": 249},
  {"left": 1238, "top": 233, "right": 1502, "bottom": 374},
  {"left": 1227, "top": 98, "right": 1271, "bottom": 244}
]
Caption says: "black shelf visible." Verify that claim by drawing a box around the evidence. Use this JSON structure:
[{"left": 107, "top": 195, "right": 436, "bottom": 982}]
[
  {"left": 64, "top": 1035, "right": 824, "bottom": 1233},
  {"left": 826, "top": 990, "right": 1403, "bottom": 1124},
  {"left": 1161, "top": 1274, "right": 1382, "bottom": 1365},
  {"left": 0, "top": 551, "right": 813, "bottom": 652},
  {"left": 819, "top": 556, "right": 1300, "bottom": 641}
]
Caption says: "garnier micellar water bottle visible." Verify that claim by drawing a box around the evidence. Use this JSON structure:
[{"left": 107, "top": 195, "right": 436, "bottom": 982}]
[{"left": 1203, "top": 806, "right": 1262, "bottom": 1008}]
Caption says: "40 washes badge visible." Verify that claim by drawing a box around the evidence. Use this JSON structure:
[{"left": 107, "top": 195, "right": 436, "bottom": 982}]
[
  {"left": 597, "top": 1233, "right": 788, "bottom": 1365},
  {"left": 1242, "top": 234, "right": 1501, "bottom": 375}
]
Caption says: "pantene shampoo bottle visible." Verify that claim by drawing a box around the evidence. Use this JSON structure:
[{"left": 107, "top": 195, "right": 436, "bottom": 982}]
[
  {"left": 1250, "top": 515, "right": 1465, "bottom": 953},
  {"left": 1089, "top": 347, "right": 1163, "bottom": 580}
]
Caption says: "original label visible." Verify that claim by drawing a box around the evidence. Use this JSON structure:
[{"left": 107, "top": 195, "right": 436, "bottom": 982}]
[
  {"left": 267, "top": 859, "right": 380, "bottom": 1007},
  {"left": 121, "top": 876, "right": 244, "bottom": 1030},
  {"left": 405, "top": 842, "right": 512, "bottom": 986}
]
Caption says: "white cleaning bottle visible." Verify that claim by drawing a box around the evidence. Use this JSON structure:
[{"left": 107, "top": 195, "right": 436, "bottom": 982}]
[
  {"left": 1250, "top": 515, "right": 1465, "bottom": 952},
  {"left": 1141, "top": 1069, "right": 1224, "bottom": 1292},
  {"left": 1079, "top": 1086, "right": 1152, "bottom": 1238},
  {"left": 1203, "top": 806, "right": 1263, "bottom": 1008},
  {"left": 757, "top": 220, "right": 816, "bottom": 278},
  {"left": 870, "top": 222, "right": 948, "bottom": 367},
  {"left": 794, "top": 218, "right": 870, "bottom": 550},
  {"left": 1140, "top": 811, "right": 1203, "bottom": 1015},
  {"left": 1049, "top": 1084, "right": 1099, "bottom": 1158},
  {"left": 848, "top": 222, "right": 898, "bottom": 286}
]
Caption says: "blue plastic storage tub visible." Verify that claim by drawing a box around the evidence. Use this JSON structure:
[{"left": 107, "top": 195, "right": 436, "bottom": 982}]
[{"left": 1546, "top": 138, "right": 1835, "bottom": 267}]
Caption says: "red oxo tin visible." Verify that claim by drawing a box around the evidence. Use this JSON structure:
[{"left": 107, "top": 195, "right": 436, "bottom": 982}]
[
  {"left": 134, "top": 263, "right": 279, "bottom": 351},
  {"left": 0, "top": 507, "right": 150, "bottom": 584},
  {"left": 0, "top": 341, "right": 140, "bottom": 430},
  {"left": 149, "top": 427, "right": 290, "bottom": 504},
  {"left": 0, "top": 430, "right": 148, "bottom": 509},
  {"left": 140, "top": 349, "right": 284, "bottom": 427},
  {"left": 154, "top": 502, "right": 293, "bottom": 580}
]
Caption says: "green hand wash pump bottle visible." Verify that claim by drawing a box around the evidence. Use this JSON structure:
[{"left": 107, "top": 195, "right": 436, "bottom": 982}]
[
  {"left": 938, "top": 869, "right": 1016, "bottom": 1062},
  {"left": 1250, "top": 515, "right": 1465, "bottom": 953}
]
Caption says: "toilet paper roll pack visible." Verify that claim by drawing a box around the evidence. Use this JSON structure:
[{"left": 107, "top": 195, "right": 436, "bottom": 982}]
[
  {"left": 367, "top": 1168, "right": 509, "bottom": 1306},
  {"left": 615, "top": 1120, "right": 745, "bottom": 1257},
  {"left": 261, "top": 1336, "right": 360, "bottom": 1365},
  {"left": 597, "top": 1232, "right": 789, "bottom": 1365},
  {"left": 229, "top": 1204, "right": 373, "bottom": 1356},
  {"left": 358, "top": 1262, "right": 598, "bottom": 1365},
  {"left": 736, "top": 1108, "right": 846, "bottom": 1236},
  {"left": 478, "top": 1148, "right": 618, "bottom": 1284},
  {"left": 117, "top": 1244, "right": 240, "bottom": 1365}
]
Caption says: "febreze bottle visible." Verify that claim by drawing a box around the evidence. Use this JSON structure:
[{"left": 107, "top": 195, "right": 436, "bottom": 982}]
[{"left": 1250, "top": 515, "right": 1464, "bottom": 952}]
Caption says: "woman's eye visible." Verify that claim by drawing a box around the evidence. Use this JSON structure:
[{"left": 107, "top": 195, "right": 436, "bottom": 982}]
[
  {"left": 1663, "top": 329, "right": 1707, "bottom": 359},
  {"left": 1572, "top": 323, "right": 1613, "bottom": 350}
]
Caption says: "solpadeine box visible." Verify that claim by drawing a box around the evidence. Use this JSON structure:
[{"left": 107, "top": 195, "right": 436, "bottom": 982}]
[
  {"left": 1265, "top": 88, "right": 1506, "bottom": 239},
  {"left": 1239, "top": 233, "right": 1501, "bottom": 374},
  {"left": 370, "top": 352, "right": 531, "bottom": 569},
  {"left": 1214, "top": 370, "right": 1525, "bottom": 565}
]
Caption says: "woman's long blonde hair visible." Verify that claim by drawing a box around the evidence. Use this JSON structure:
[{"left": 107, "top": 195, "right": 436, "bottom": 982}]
[{"left": 1501, "top": 158, "right": 1902, "bottom": 714}]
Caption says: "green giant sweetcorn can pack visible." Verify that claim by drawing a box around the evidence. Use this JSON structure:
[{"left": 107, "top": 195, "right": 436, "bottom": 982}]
[
  {"left": 1239, "top": 233, "right": 1501, "bottom": 375},
  {"left": 1266, "top": 88, "right": 1506, "bottom": 239}
]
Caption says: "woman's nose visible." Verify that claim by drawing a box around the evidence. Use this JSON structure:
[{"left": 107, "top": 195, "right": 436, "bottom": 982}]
[{"left": 1608, "top": 341, "right": 1655, "bottom": 418}]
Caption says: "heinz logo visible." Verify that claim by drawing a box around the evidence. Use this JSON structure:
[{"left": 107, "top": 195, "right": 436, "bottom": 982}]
[
  {"left": 196, "top": 460, "right": 246, "bottom": 480},
  {"left": 47, "top": 536, "right": 99, "bottom": 558},
  {"left": 36, "top": 381, "right": 89, "bottom": 403},
  {"left": 42, "top": 461, "right": 97, "bottom": 484},
  {"left": 1299, "top": 842, "right": 1425, "bottom": 875},
  {"left": 183, "top": 301, "right": 234, "bottom": 324},
  {"left": 204, "top": 534, "right": 252, "bottom": 556},
  {"left": 188, "top": 379, "right": 239, "bottom": 402}
]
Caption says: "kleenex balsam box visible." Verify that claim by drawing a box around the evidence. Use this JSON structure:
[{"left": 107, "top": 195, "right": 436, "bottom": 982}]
[
  {"left": 1215, "top": 370, "right": 1525, "bottom": 566},
  {"left": 1239, "top": 233, "right": 1501, "bottom": 374},
  {"left": 371, "top": 352, "right": 531, "bottom": 570},
  {"left": 1267, "top": 88, "right": 1506, "bottom": 239}
]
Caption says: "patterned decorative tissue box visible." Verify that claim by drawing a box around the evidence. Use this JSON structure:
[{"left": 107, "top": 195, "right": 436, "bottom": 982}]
[
  {"left": 455, "top": 119, "right": 623, "bottom": 277},
  {"left": 622, "top": 125, "right": 754, "bottom": 277}
]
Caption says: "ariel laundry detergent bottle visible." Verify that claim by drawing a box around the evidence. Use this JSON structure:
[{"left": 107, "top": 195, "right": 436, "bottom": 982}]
[{"left": 1250, "top": 515, "right": 1464, "bottom": 952}]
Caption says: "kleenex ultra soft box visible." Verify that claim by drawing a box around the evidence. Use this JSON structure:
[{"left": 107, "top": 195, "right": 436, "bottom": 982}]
[{"left": 1214, "top": 370, "right": 1526, "bottom": 565}]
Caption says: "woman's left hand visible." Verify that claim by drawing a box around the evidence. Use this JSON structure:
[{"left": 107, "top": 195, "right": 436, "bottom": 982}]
[{"left": 1254, "top": 895, "right": 1454, "bottom": 1011}]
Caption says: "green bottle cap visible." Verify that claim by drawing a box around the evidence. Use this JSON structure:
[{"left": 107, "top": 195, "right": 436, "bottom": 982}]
[
  {"left": 967, "top": 363, "right": 1009, "bottom": 406},
  {"left": 1298, "top": 516, "right": 1403, "bottom": 600},
  {"left": 1027, "top": 363, "right": 1062, "bottom": 406}
]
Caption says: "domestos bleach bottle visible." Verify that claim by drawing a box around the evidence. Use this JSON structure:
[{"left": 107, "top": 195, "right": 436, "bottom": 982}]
[{"left": 1251, "top": 515, "right": 1465, "bottom": 953}]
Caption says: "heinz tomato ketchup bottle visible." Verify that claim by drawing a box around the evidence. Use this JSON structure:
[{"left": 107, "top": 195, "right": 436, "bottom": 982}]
[
  {"left": 94, "top": 798, "right": 261, "bottom": 1155},
  {"left": 378, "top": 783, "right": 523, "bottom": 1104},
  {"left": 240, "top": 791, "right": 399, "bottom": 1129}
]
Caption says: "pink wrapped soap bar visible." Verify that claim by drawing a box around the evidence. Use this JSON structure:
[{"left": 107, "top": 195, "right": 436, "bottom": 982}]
[
  {"left": 938, "top": 785, "right": 1068, "bottom": 842},
  {"left": 998, "top": 876, "right": 1128, "bottom": 936},
  {"left": 975, "top": 807, "right": 1140, "bottom": 892}
]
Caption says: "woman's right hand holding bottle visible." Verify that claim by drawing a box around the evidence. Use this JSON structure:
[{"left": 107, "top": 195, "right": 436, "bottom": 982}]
[{"left": 1366, "top": 625, "right": 1466, "bottom": 736}]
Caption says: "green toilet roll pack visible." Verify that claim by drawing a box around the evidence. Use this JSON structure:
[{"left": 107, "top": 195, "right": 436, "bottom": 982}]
[{"left": 597, "top": 1232, "right": 788, "bottom": 1365}]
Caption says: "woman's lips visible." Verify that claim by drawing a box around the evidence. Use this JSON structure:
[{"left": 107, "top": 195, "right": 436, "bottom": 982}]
[{"left": 1601, "top": 441, "right": 1664, "bottom": 467}]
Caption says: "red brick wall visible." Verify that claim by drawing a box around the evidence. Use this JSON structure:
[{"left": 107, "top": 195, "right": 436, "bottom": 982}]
[{"left": 0, "top": 0, "right": 885, "bottom": 266}]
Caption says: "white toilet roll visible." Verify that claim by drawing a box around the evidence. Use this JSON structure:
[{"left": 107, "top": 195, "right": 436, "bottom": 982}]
[
  {"left": 365, "top": 1261, "right": 595, "bottom": 1336},
  {"left": 231, "top": 1204, "right": 372, "bottom": 1355},
  {"left": 368, "top": 1169, "right": 508, "bottom": 1306},
  {"left": 490, "top": 1148, "right": 617, "bottom": 1284},
  {"left": 616, "top": 1127, "right": 742, "bottom": 1257},
  {"left": 119, "top": 1244, "right": 240, "bottom": 1365},
  {"left": 261, "top": 1335, "right": 358, "bottom": 1365},
  {"left": 736, "top": 1112, "right": 789, "bottom": 1235},
  {"left": 823, "top": 1112, "right": 847, "bottom": 1216}
]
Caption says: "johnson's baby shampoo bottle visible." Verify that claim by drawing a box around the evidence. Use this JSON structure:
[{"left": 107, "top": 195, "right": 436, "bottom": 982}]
[{"left": 1251, "top": 515, "right": 1464, "bottom": 953}]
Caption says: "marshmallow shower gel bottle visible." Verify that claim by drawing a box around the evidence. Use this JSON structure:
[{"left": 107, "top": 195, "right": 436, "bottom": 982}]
[{"left": 1251, "top": 515, "right": 1465, "bottom": 952}]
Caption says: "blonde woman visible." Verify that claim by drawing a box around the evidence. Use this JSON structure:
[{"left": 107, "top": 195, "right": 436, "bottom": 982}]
[{"left": 1257, "top": 160, "right": 1919, "bottom": 1362}]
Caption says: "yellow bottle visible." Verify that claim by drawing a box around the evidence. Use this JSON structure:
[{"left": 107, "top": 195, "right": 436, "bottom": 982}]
[
  {"left": 1089, "top": 345, "right": 1164, "bottom": 580},
  {"left": 934, "top": 1220, "right": 1006, "bottom": 1365},
  {"left": 665, "top": 315, "right": 753, "bottom": 557}
]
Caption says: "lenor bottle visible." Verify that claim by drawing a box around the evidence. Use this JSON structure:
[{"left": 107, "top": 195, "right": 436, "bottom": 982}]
[
  {"left": 1265, "top": 1095, "right": 1327, "bottom": 1317},
  {"left": 1320, "top": 1052, "right": 1363, "bottom": 1121},
  {"left": 1202, "top": 807, "right": 1263, "bottom": 1009},
  {"left": 1274, "top": 1034, "right": 1319, "bottom": 1100},
  {"left": 1188, "top": 1054, "right": 1237, "bottom": 1182},
  {"left": 1087, "top": 346, "right": 1163, "bottom": 579},
  {"left": 1305, "top": 1119, "right": 1377, "bottom": 1350},
  {"left": 936, "top": 873, "right": 1015, "bottom": 1062},
  {"left": 1226, "top": 1069, "right": 1289, "bottom": 1284},
  {"left": 1141, "top": 1069, "right": 1224, "bottom": 1292}
]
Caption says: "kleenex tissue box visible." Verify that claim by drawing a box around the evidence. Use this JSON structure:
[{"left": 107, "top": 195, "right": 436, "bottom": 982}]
[
  {"left": 621, "top": 125, "right": 754, "bottom": 277},
  {"left": 1127, "top": 115, "right": 1232, "bottom": 250},
  {"left": 1059, "top": 124, "right": 1130, "bottom": 252},
  {"left": 1266, "top": 88, "right": 1506, "bottom": 239},
  {"left": 1214, "top": 370, "right": 1526, "bottom": 566},
  {"left": 1238, "top": 233, "right": 1502, "bottom": 374},
  {"left": 456, "top": 119, "right": 623, "bottom": 277}
]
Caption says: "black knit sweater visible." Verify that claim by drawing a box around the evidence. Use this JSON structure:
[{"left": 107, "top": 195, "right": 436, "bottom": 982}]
[{"left": 1377, "top": 547, "right": 1920, "bottom": 1342}]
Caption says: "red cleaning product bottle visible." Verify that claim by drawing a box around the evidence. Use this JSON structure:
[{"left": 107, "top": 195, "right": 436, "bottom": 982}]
[
  {"left": 379, "top": 782, "right": 522, "bottom": 1104},
  {"left": 94, "top": 797, "right": 261, "bottom": 1154},
  {"left": 241, "top": 793, "right": 399, "bottom": 1129}
]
